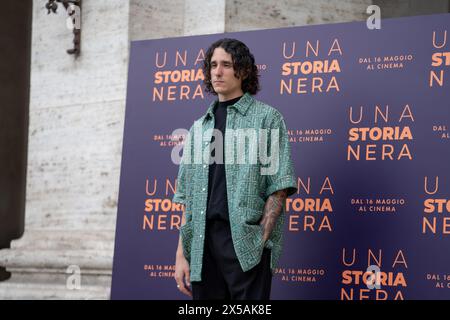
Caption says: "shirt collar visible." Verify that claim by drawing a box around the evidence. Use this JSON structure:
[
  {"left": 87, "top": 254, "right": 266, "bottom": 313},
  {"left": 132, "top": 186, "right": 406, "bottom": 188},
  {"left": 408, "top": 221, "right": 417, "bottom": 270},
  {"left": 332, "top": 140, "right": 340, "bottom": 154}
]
[{"left": 201, "top": 92, "right": 254, "bottom": 124}]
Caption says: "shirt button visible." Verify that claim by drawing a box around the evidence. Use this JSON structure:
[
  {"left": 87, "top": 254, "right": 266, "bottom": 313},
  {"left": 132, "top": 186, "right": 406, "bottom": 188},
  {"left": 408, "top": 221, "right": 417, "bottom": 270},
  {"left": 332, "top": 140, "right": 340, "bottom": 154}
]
[
  {"left": 202, "top": 188, "right": 205, "bottom": 191},
  {"left": 200, "top": 211, "right": 204, "bottom": 214},
  {"left": 203, "top": 165, "right": 207, "bottom": 168},
  {"left": 199, "top": 234, "right": 203, "bottom": 238}
]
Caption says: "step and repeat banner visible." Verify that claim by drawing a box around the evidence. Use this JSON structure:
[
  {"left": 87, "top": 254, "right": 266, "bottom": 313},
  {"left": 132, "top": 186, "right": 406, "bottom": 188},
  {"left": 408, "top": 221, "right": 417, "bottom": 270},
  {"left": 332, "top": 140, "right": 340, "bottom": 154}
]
[{"left": 111, "top": 14, "right": 450, "bottom": 300}]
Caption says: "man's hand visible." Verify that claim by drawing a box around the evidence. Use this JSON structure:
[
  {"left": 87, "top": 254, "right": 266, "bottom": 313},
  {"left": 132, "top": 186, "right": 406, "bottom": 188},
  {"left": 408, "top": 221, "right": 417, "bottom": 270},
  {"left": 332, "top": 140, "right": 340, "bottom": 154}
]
[
  {"left": 260, "top": 189, "right": 288, "bottom": 244},
  {"left": 174, "top": 252, "right": 192, "bottom": 297}
]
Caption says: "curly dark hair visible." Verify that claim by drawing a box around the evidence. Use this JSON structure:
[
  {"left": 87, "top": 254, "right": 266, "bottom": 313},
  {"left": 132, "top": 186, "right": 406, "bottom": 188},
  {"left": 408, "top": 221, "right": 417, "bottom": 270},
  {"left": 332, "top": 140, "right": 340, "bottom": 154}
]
[{"left": 203, "top": 38, "right": 260, "bottom": 95}]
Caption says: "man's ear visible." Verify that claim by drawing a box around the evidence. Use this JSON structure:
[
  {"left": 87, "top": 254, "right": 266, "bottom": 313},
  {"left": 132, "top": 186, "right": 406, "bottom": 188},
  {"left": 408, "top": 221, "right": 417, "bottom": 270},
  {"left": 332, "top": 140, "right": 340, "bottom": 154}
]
[{"left": 240, "top": 69, "right": 249, "bottom": 80}]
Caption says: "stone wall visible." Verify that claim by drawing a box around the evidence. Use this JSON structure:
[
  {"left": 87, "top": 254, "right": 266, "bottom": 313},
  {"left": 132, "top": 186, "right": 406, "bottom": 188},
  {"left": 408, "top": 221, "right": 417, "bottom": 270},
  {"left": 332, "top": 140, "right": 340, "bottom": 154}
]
[{"left": 0, "top": 0, "right": 129, "bottom": 299}]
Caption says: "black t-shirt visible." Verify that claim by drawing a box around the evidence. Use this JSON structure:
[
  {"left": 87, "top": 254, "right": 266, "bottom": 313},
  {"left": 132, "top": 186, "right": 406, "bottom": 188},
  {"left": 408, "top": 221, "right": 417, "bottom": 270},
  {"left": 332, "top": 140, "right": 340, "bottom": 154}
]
[{"left": 206, "top": 95, "right": 242, "bottom": 221}]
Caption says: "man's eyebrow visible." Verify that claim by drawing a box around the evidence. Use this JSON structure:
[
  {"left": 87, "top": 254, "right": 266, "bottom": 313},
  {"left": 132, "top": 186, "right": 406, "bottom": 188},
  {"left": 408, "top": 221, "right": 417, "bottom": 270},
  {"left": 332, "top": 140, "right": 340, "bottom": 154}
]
[{"left": 211, "top": 59, "right": 233, "bottom": 64}]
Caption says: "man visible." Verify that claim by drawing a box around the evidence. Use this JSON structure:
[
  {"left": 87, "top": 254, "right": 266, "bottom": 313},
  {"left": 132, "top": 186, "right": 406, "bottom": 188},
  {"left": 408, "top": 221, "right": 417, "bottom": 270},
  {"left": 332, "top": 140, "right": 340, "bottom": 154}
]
[{"left": 173, "top": 38, "right": 297, "bottom": 300}]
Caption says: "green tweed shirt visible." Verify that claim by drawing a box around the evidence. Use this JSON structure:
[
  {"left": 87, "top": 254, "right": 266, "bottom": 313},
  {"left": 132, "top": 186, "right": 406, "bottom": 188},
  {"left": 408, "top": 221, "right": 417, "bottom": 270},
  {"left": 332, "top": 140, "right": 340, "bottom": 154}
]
[{"left": 173, "top": 92, "right": 297, "bottom": 282}]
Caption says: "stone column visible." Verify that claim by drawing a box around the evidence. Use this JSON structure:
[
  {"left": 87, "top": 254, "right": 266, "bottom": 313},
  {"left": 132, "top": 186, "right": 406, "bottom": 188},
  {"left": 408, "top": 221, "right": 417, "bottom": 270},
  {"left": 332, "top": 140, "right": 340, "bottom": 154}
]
[
  {"left": 374, "top": 0, "right": 449, "bottom": 18},
  {"left": 129, "top": 0, "right": 185, "bottom": 41},
  {"left": 184, "top": 0, "right": 226, "bottom": 35},
  {"left": 225, "top": 0, "right": 372, "bottom": 32},
  {"left": 0, "top": 0, "right": 130, "bottom": 299}
]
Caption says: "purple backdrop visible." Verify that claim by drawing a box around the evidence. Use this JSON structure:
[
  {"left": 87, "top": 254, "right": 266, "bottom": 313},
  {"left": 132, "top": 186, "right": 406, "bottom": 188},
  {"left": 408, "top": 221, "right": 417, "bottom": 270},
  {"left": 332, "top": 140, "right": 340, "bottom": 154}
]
[{"left": 111, "top": 13, "right": 450, "bottom": 300}]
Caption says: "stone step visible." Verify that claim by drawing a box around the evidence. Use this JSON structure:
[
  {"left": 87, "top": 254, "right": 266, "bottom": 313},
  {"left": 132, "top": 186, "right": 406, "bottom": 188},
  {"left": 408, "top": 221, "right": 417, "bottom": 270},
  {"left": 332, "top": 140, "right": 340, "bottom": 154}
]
[
  {"left": 0, "top": 249, "right": 113, "bottom": 271},
  {"left": 0, "top": 281, "right": 110, "bottom": 300}
]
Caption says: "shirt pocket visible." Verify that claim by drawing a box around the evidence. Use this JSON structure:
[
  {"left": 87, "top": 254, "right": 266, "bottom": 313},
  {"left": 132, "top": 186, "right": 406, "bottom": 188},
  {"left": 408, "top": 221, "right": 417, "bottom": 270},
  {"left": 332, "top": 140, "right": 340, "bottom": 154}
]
[
  {"left": 238, "top": 196, "right": 265, "bottom": 224},
  {"left": 237, "top": 164, "right": 265, "bottom": 224}
]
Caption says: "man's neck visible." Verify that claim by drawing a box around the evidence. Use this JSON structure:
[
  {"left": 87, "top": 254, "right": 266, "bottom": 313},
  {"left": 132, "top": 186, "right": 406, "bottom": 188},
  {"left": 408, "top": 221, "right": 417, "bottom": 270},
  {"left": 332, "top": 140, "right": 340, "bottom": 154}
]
[{"left": 218, "top": 90, "right": 244, "bottom": 102}]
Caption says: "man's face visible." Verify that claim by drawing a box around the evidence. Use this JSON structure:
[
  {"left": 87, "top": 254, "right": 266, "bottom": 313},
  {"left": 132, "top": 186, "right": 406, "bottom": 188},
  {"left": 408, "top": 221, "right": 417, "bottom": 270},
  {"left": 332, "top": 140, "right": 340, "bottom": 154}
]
[{"left": 210, "top": 47, "right": 243, "bottom": 101}]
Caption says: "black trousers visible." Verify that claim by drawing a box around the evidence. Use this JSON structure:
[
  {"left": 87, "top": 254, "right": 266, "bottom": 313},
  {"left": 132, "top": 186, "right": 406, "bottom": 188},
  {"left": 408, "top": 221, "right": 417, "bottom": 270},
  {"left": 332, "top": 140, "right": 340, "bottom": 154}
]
[{"left": 191, "top": 219, "right": 272, "bottom": 300}]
